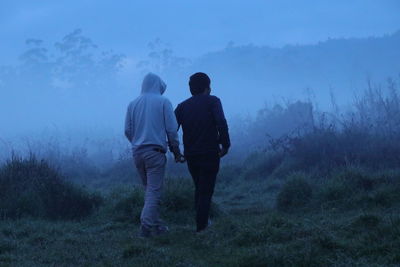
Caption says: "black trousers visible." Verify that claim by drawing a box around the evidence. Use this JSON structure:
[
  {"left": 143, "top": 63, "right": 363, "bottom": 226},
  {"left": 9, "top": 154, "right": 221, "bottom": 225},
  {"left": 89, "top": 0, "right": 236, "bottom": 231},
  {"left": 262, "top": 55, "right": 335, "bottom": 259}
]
[{"left": 186, "top": 152, "right": 220, "bottom": 232}]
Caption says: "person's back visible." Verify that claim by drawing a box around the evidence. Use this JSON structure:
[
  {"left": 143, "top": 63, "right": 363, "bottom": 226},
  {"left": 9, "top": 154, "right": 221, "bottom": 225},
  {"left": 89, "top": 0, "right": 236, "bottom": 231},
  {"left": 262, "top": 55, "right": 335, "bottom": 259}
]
[
  {"left": 175, "top": 94, "right": 230, "bottom": 156},
  {"left": 125, "top": 73, "right": 178, "bottom": 154},
  {"left": 175, "top": 72, "right": 230, "bottom": 232},
  {"left": 125, "top": 73, "right": 183, "bottom": 238}
]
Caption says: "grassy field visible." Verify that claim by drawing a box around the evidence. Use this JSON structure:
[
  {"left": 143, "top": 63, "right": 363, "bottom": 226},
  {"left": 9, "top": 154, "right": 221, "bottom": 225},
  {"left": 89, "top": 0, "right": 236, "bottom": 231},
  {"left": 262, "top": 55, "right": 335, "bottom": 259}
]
[
  {"left": 1, "top": 157, "right": 400, "bottom": 266},
  {"left": 2, "top": 81, "right": 400, "bottom": 266}
]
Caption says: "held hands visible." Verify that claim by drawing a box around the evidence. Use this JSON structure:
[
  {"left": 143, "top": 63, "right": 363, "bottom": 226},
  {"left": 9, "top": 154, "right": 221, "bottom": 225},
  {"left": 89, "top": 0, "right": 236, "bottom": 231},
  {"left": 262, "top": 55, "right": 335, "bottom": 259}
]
[
  {"left": 171, "top": 146, "right": 185, "bottom": 163},
  {"left": 174, "top": 152, "right": 186, "bottom": 163}
]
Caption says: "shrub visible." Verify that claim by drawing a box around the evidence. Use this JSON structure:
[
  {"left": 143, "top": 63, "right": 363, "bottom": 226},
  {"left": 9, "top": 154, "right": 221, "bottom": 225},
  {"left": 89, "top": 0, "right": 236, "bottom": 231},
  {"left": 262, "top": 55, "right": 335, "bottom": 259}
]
[
  {"left": 316, "top": 176, "right": 357, "bottom": 211},
  {"left": 0, "top": 156, "right": 102, "bottom": 220},
  {"left": 256, "top": 79, "right": 400, "bottom": 175},
  {"left": 276, "top": 174, "right": 313, "bottom": 211}
]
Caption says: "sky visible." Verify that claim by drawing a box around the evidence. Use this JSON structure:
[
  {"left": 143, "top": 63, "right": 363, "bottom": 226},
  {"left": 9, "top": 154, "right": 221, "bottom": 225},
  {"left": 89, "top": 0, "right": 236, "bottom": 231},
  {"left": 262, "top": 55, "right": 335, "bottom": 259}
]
[
  {"left": 1, "top": 0, "right": 400, "bottom": 139},
  {"left": 0, "top": 0, "right": 399, "bottom": 63}
]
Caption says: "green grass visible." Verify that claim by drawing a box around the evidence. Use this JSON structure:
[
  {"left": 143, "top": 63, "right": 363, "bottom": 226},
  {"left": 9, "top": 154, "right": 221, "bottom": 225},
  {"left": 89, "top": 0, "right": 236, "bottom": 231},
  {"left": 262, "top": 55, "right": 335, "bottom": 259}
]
[
  {"left": 1, "top": 153, "right": 400, "bottom": 266},
  {"left": 1, "top": 163, "right": 400, "bottom": 266}
]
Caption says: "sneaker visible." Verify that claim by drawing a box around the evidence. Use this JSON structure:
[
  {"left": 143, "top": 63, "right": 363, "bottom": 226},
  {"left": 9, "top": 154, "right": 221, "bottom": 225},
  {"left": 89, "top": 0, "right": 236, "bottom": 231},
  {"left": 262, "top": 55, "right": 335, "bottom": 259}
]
[{"left": 138, "top": 225, "right": 152, "bottom": 238}]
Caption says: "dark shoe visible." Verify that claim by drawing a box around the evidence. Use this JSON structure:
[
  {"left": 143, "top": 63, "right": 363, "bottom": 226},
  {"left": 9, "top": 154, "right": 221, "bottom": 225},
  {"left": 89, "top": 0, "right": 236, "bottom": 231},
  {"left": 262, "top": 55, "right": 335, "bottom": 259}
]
[
  {"left": 153, "top": 225, "right": 169, "bottom": 236},
  {"left": 138, "top": 225, "right": 152, "bottom": 238},
  {"left": 196, "top": 219, "right": 212, "bottom": 234}
]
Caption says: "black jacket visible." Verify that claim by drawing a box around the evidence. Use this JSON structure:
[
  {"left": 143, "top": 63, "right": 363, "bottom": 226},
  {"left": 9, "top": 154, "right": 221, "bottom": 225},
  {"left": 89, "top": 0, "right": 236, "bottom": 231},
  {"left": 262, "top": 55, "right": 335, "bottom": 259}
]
[{"left": 175, "top": 94, "right": 230, "bottom": 156}]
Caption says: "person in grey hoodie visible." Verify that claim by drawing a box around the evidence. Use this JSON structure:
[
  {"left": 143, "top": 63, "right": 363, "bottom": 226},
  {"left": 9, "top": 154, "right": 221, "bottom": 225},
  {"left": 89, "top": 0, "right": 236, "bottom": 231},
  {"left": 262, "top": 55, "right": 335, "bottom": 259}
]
[{"left": 125, "top": 73, "right": 184, "bottom": 238}]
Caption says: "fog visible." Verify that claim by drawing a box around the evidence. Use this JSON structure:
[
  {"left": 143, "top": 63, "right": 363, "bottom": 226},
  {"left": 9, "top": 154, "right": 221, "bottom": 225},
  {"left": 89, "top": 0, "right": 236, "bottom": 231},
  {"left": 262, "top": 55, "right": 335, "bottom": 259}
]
[
  {"left": 1, "top": 0, "right": 400, "bottom": 160},
  {"left": 3, "top": 3, "right": 400, "bottom": 264}
]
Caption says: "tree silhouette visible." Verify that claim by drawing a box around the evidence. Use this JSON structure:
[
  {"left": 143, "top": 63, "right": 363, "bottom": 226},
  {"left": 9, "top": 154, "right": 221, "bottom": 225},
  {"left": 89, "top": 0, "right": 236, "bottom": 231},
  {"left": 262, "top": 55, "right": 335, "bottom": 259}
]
[
  {"left": 137, "top": 38, "right": 190, "bottom": 75},
  {"left": 0, "top": 29, "right": 125, "bottom": 93}
]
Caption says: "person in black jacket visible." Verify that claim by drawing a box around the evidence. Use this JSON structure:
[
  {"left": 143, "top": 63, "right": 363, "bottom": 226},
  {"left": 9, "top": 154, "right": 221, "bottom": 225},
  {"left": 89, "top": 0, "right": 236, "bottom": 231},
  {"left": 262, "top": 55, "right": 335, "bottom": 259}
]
[{"left": 175, "top": 72, "right": 231, "bottom": 232}]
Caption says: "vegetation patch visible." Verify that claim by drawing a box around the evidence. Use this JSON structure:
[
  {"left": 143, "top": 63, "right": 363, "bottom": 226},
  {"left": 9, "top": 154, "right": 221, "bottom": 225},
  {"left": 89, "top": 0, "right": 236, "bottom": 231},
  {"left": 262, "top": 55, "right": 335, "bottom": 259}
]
[
  {"left": 276, "top": 174, "right": 313, "bottom": 212},
  {"left": 0, "top": 156, "right": 102, "bottom": 220}
]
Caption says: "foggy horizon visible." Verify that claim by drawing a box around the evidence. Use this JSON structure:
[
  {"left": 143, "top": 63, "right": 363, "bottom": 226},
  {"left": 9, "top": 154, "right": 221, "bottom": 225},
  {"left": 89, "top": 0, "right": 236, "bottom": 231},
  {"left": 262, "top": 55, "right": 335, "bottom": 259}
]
[{"left": 1, "top": 0, "right": 400, "bottom": 139}]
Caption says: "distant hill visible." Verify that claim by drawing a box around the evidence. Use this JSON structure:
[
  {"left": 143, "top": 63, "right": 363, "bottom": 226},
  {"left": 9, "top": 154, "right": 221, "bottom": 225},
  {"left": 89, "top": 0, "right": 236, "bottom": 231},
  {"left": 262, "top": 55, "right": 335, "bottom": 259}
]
[{"left": 172, "top": 30, "right": 400, "bottom": 113}]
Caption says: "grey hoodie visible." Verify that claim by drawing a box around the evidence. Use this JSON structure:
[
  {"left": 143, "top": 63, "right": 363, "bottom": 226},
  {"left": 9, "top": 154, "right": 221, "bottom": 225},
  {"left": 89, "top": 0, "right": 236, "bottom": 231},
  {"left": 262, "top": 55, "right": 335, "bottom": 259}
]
[{"left": 125, "top": 73, "right": 179, "bottom": 153}]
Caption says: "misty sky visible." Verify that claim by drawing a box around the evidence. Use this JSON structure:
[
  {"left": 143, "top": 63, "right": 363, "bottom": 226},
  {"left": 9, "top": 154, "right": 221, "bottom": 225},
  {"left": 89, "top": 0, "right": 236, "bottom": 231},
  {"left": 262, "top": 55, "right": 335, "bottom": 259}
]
[
  {"left": 1, "top": 0, "right": 399, "bottom": 63},
  {"left": 1, "top": 0, "right": 400, "bottom": 139}
]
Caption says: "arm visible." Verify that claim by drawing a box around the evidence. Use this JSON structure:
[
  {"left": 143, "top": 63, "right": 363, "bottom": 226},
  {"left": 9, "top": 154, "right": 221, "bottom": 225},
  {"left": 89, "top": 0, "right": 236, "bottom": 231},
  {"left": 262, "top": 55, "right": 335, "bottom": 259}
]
[
  {"left": 164, "top": 100, "right": 183, "bottom": 160},
  {"left": 124, "top": 104, "right": 133, "bottom": 142},
  {"left": 211, "top": 97, "right": 231, "bottom": 156},
  {"left": 174, "top": 104, "right": 182, "bottom": 131}
]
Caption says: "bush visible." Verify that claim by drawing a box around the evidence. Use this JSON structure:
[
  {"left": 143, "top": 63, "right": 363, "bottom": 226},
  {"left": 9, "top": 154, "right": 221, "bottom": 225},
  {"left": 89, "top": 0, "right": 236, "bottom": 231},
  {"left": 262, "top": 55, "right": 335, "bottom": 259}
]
[
  {"left": 318, "top": 177, "right": 353, "bottom": 205},
  {"left": 276, "top": 174, "right": 313, "bottom": 212},
  {"left": 0, "top": 156, "right": 102, "bottom": 220},
  {"left": 250, "top": 79, "right": 400, "bottom": 176}
]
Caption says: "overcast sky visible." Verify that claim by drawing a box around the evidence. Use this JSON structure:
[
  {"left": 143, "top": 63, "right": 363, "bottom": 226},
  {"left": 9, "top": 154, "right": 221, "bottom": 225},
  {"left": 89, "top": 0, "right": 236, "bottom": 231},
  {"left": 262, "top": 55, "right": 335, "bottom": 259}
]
[{"left": 1, "top": 0, "right": 399, "bottom": 63}]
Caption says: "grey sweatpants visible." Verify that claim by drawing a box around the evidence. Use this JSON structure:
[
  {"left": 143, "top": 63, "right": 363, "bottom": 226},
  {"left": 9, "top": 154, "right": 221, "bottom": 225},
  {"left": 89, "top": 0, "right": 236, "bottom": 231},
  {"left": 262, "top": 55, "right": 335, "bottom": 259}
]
[{"left": 134, "top": 149, "right": 166, "bottom": 228}]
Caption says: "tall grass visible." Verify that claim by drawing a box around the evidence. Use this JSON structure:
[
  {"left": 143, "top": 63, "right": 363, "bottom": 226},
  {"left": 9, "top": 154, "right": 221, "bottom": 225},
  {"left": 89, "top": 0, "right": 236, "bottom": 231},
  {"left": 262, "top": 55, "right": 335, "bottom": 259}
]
[
  {"left": 244, "top": 77, "right": 400, "bottom": 177},
  {"left": 0, "top": 156, "right": 102, "bottom": 220}
]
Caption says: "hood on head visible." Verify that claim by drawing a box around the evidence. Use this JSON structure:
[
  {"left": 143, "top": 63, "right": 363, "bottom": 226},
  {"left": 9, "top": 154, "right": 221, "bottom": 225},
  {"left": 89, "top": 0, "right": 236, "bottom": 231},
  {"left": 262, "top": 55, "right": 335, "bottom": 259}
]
[{"left": 141, "top": 73, "right": 166, "bottom": 95}]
